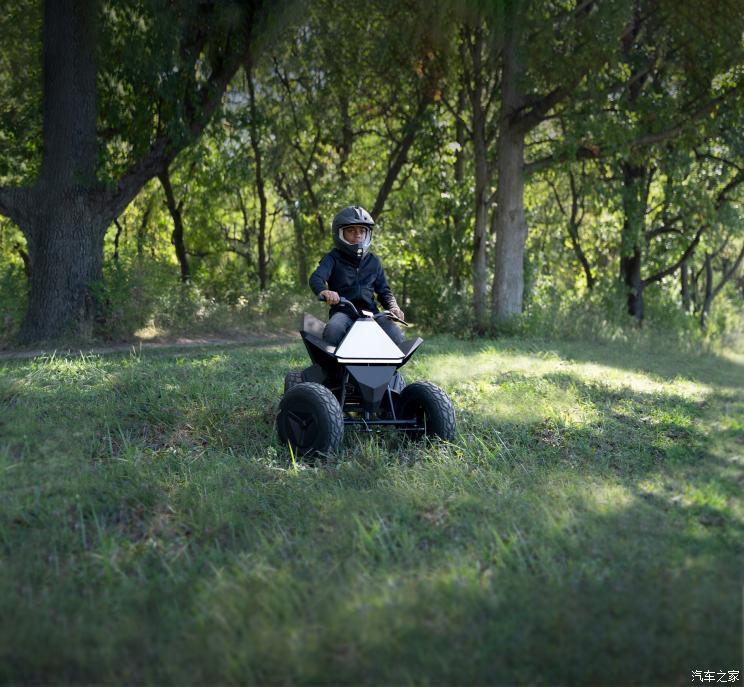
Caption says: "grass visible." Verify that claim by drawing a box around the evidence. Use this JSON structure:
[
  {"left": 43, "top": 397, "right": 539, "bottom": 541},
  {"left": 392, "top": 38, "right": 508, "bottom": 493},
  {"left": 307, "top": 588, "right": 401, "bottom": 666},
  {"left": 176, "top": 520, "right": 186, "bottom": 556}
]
[{"left": 0, "top": 334, "right": 742, "bottom": 684}]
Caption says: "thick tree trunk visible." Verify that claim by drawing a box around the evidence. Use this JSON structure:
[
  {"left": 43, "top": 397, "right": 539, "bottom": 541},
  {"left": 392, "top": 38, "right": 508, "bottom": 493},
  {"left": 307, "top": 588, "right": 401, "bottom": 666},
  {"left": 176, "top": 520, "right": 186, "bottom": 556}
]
[
  {"left": 491, "top": 27, "right": 527, "bottom": 323},
  {"left": 17, "top": 0, "right": 106, "bottom": 342},
  {"left": 620, "top": 246, "right": 644, "bottom": 322},
  {"left": 619, "top": 162, "right": 648, "bottom": 322},
  {"left": 20, "top": 195, "right": 108, "bottom": 341}
]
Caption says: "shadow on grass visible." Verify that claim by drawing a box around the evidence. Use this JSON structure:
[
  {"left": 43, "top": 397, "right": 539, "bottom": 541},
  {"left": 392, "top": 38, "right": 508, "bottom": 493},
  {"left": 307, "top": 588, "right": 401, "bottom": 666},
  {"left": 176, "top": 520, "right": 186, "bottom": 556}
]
[{"left": 1, "top": 341, "right": 742, "bottom": 683}]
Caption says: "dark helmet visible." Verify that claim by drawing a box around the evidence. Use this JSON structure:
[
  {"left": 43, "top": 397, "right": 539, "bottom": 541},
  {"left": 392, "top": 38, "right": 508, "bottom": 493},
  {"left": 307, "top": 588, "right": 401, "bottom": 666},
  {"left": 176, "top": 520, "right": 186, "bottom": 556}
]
[{"left": 331, "top": 205, "right": 375, "bottom": 260}]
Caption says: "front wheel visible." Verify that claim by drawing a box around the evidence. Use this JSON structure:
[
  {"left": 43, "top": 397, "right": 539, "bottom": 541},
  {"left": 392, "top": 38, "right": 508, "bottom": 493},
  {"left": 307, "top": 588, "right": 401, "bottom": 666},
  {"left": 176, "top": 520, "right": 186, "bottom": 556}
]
[
  {"left": 276, "top": 382, "right": 344, "bottom": 457},
  {"left": 397, "top": 381, "right": 456, "bottom": 441}
]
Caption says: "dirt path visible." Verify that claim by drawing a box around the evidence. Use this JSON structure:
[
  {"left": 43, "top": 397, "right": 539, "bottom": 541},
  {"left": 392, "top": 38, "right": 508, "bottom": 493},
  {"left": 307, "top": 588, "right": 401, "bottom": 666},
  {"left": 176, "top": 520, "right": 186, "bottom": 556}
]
[{"left": 0, "top": 331, "right": 298, "bottom": 361}]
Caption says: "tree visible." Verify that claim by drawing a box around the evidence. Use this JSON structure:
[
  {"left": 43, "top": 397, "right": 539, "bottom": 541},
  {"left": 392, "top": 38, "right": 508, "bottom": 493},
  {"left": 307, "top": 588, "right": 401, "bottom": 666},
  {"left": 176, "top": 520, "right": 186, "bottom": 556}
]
[
  {"left": 536, "top": 0, "right": 744, "bottom": 322},
  {"left": 0, "top": 0, "right": 273, "bottom": 342},
  {"left": 488, "top": 0, "right": 627, "bottom": 325},
  {"left": 453, "top": 21, "right": 500, "bottom": 332}
]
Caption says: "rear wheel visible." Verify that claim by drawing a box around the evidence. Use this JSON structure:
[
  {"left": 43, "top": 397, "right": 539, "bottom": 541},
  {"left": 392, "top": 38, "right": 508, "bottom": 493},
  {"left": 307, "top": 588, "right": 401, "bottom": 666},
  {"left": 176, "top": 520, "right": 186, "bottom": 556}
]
[
  {"left": 397, "top": 382, "right": 456, "bottom": 441},
  {"left": 284, "top": 371, "right": 304, "bottom": 393},
  {"left": 276, "top": 382, "right": 344, "bottom": 456}
]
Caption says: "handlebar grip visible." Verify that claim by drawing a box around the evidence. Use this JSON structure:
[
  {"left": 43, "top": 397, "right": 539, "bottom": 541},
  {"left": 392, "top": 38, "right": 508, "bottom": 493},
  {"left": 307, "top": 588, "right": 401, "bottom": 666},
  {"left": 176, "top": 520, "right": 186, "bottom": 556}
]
[{"left": 317, "top": 293, "right": 361, "bottom": 317}]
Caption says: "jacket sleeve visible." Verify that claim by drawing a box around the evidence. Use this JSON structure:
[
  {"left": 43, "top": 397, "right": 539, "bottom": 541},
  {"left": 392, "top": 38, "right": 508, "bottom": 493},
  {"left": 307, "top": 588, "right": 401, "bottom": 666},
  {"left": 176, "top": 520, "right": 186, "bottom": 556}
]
[
  {"left": 309, "top": 253, "right": 335, "bottom": 296},
  {"left": 373, "top": 259, "right": 399, "bottom": 310}
]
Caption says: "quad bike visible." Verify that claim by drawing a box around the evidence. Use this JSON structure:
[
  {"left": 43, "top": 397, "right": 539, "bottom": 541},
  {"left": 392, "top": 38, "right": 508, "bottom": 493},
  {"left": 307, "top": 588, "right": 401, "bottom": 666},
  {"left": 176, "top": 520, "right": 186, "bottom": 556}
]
[{"left": 276, "top": 297, "right": 456, "bottom": 456}]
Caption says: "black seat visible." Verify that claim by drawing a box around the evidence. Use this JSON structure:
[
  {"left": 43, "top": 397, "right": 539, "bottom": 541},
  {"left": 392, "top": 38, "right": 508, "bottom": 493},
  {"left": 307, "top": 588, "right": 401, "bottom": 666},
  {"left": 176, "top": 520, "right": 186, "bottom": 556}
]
[
  {"left": 301, "top": 313, "right": 326, "bottom": 339},
  {"left": 300, "top": 313, "right": 337, "bottom": 355}
]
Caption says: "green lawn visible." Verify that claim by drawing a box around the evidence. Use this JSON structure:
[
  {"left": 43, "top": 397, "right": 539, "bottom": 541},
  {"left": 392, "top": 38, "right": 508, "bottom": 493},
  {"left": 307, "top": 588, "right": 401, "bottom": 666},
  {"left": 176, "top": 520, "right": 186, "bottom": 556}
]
[{"left": 1, "top": 335, "right": 742, "bottom": 684}]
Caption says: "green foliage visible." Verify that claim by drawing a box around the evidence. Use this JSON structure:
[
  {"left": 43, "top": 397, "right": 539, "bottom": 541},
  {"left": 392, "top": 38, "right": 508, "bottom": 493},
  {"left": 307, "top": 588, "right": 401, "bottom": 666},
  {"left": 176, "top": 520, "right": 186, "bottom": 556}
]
[
  {"left": 91, "top": 259, "right": 176, "bottom": 340},
  {"left": 0, "top": 262, "right": 26, "bottom": 345},
  {"left": 0, "top": 0, "right": 742, "bottom": 342},
  {"left": 1, "top": 335, "right": 741, "bottom": 681},
  {"left": 0, "top": 0, "right": 41, "bottom": 184}
]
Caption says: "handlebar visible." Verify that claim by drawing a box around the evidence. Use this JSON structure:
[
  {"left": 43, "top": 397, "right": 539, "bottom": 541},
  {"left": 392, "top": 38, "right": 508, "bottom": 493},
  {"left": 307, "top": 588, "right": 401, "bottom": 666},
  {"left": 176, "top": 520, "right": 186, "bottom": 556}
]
[
  {"left": 318, "top": 294, "right": 361, "bottom": 318},
  {"left": 318, "top": 294, "right": 410, "bottom": 326},
  {"left": 382, "top": 310, "right": 409, "bottom": 326}
]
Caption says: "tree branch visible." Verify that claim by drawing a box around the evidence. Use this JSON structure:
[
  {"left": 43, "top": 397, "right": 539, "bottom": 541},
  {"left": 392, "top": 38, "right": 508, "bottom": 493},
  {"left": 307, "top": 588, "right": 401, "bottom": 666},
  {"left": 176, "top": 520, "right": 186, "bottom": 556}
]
[
  {"left": 712, "top": 242, "right": 744, "bottom": 300},
  {"left": 546, "top": 178, "right": 566, "bottom": 216},
  {"left": 13, "top": 241, "right": 30, "bottom": 279},
  {"left": 0, "top": 187, "right": 13, "bottom": 219},
  {"left": 104, "top": 11, "right": 255, "bottom": 221},
  {"left": 372, "top": 77, "right": 436, "bottom": 218},
  {"left": 695, "top": 150, "right": 744, "bottom": 173},
  {"left": 645, "top": 223, "right": 683, "bottom": 241},
  {"left": 631, "top": 88, "right": 740, "bottom": 148},
  {"left": 715, "top": 169, "right": 744, "bottom": 207},
  {"left": 643, "top": 224, "right": 706, "bottom": 287},
  {"left": 525, "top": 87, "right": 741, "bottom": 174},
  {"left": 0, "top": 186, "right": 26, "bottom": 224}
]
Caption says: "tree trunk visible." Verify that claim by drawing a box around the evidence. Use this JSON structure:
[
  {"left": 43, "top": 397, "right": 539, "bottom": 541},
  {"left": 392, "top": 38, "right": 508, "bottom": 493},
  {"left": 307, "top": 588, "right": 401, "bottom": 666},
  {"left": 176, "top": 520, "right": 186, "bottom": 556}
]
[
  {"left": 680, "top": 260, "right": 690, "bottom": 312},
  {"left": 467, "top": 27, "right": 490, "bottom": 333},
  {"left": 449, "top": 85, "right": 467, "bottom": 294},
  {"left": 454, "top": 86, "right": 466, "bottom": 184},
  {"left": 113, "top": 219, "right": 123, "bottom": 262},
  {"left": 159, "top": 168, "right": 190, "bottom": 282},
  {"left": 20, "top": 196, "right": 108, "bottom": 341},
  {"left": 491, "top": 27, "right": 527, "bottom": 323},
  {"left": 136, "top": 195, "right": 154, "bottom": 257},
  {"left": 17, "top": 0, "right": 105, "bottom": 342},
  {"left": 700, "top": 252, "right": 713, "bottom": 329},
  {"left": 568, "top": 221, "right": 595, "bottom": 291},
  {"left": 620, "top": 246, "right": 644, "bottom": 322},
  {"left": 246, "top": 56, "right": 268, "bottom": 290},
  {"left": 566, "top": 171, "right": 594, "bottom": 290},
  {"left": 337, "top": 94, "right": 353, "bottom": 184},
  {"left": 0, "top": 0, "right": 256, "bottom": 344},
  {"left": 699, "top": 243, "right": 744, "bottom": 329},
  {"left": 619, "top": 162, "right": 648, "bottom": 322},
  {"left": 471, "top": 110, "right": 489, "bottom": 331},
  {"left": 292, "top": 212, "right": 308, "bottom": 289}
]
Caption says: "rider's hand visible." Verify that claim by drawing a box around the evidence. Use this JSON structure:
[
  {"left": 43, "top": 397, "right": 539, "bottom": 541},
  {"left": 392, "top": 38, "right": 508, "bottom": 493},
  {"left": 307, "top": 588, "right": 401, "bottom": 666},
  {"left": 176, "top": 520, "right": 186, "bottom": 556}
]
[
  {"left": 390, "top": 306, "right": 405, "bottom": 321},
  {"left": 320, "top": 290, "right": 340, "bottom": 305}
]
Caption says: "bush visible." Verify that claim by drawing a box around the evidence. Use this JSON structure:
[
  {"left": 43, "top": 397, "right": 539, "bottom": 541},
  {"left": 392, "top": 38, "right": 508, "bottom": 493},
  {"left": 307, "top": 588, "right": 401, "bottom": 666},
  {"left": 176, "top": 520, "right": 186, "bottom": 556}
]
[
  {"left": 92, "top": 259, "right": 177, "bottom": 340},
  {"left": 0, "top": 262, "right": 27, "bottom": 345}
]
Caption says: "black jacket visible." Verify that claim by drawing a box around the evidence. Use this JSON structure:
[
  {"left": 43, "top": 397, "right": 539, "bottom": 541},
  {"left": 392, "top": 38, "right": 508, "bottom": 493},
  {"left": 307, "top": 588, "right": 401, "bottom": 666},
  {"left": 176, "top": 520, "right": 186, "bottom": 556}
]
[{"left": 309, "top": 248, "right": 398, "bottom": 316}]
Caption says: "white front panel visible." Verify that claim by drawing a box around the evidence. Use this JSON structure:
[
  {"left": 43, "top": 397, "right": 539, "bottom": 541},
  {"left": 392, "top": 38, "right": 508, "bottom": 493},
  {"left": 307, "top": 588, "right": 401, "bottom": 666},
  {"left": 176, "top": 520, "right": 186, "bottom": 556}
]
[{"left": 335, "top": 319, "right": 404, "bottom": 360}]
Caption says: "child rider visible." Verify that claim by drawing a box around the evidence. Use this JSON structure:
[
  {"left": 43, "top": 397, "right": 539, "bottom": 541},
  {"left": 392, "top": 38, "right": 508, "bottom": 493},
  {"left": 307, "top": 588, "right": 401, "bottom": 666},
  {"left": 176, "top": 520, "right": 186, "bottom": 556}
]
[{"left": 309, "top": 205, "right": 406, "bottom": 347}]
